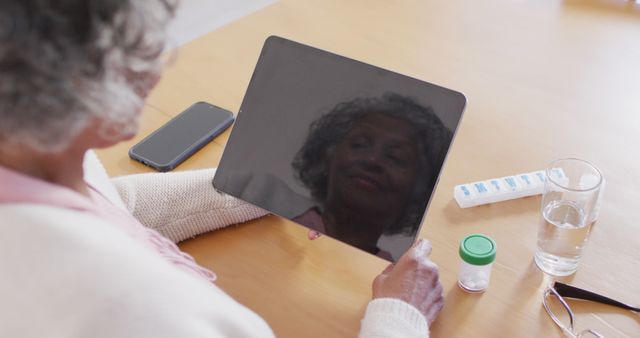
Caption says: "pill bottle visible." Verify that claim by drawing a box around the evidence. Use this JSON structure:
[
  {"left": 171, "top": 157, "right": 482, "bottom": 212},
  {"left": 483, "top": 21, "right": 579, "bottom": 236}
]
[{"left": 458, "top": 234, "right": 497, "bottom": 293}]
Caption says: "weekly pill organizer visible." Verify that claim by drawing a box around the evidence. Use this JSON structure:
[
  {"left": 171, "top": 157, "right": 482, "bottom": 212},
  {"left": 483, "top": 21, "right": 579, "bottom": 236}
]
[{"left": 453, "top": 169, "right": 568, "bottom": 208}]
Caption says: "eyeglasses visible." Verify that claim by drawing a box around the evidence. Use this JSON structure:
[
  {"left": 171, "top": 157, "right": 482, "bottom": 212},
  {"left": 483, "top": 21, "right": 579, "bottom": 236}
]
[
  {"left": 543, "top": 282, "right": 639, "bottom": 338},
  {"left": 543, "top": 286, "right": 604, "bottom": 337}
]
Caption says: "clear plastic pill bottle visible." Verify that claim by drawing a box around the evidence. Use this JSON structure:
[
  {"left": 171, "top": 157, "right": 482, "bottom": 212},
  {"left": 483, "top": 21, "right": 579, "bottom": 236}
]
[{"left": 458, "top": 234, "right": 497, "bottom": 293}]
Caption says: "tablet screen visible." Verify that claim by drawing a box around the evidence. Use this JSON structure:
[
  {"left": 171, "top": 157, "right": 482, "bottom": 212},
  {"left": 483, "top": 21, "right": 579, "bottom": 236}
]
[{"left": 214, "top": 36, "right": 466, "bottom": 261}]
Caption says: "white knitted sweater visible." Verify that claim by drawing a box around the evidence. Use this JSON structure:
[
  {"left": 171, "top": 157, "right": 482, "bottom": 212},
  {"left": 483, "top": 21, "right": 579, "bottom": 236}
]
[{"left": 110, "top": 167, "right": 269, "bottom": 243}]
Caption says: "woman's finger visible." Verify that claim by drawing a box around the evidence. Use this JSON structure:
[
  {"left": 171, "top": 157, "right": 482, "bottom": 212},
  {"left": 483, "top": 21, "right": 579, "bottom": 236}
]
[{"left": 308, "top": 230, "right": 321, "bottom": 240}]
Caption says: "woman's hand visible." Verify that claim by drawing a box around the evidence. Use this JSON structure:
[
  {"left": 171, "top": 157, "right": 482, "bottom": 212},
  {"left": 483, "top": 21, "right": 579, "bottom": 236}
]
[
  {"left": 308, "top": 230, "right": 321, "bottom": 240},
  {"left": 372, "top": 238, "right": 444, "bottom": 325}
]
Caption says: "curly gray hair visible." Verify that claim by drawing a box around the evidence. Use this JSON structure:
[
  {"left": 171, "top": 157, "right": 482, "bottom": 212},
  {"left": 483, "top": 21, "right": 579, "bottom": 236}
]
[{"left": 0, "top": 0, "right": 178, "bottom": 152}]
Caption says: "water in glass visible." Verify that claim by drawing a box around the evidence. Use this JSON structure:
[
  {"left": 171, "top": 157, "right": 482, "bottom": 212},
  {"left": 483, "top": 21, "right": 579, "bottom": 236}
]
[{"left": 535, "top": 200, "right": 594, "bottom": 276}]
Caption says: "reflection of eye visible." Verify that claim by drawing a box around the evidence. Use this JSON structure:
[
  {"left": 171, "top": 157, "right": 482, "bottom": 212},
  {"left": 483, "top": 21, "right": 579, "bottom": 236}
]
[
  {"left": 388, "top": 153, "right": 406, "bottom": 164},
  {"left": 349, "top": 136, "right": 370, "bottom": 149},
  {"left": 386, "top": 149, "right": 412, "bottom": 167}
]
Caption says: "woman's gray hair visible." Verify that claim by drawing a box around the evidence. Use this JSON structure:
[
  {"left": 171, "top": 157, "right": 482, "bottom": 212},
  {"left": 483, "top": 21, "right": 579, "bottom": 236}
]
[{"left": 0, "top": 0, "right": 178, "bottom": 152}]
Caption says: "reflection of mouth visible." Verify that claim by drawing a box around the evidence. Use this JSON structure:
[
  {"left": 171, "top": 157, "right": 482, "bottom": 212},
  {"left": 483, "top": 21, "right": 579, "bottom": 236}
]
[{"left": 349, "top": 173, "right": 385, "bottom": 192}]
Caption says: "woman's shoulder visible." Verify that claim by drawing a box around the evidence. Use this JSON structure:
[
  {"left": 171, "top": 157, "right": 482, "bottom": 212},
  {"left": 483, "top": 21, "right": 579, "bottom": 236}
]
[
  {"left": 0, "top": 204, "right": 207, "bottom": 289},
  {"left": 1, "top": 203, "right": 135, "bottom": 253},
  {"left": 0, "top": 204, "right": 172, "bottom": 283},
  {"left": 0, "top": 204, "right": 274, "bottom": 337}
]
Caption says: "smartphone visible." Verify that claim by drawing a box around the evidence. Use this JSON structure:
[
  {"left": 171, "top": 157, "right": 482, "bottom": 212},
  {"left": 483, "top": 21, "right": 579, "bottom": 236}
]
[{"left": 129, "top": 101, "right": 234, "bottom": 172}]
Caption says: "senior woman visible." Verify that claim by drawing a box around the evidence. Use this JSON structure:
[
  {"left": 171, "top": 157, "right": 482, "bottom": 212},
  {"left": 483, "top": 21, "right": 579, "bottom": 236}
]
[
  {"left": 293, "top": 94, "right": 452, "bottom": 259},
  {"left": 0, "top": 1, "right": 444, "bottom": 337}
]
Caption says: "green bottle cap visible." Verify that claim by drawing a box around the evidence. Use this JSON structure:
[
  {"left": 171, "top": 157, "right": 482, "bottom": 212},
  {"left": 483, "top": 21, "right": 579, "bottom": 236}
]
[{"left": 459, "top": 234, "right": 497, "bottom": 266}]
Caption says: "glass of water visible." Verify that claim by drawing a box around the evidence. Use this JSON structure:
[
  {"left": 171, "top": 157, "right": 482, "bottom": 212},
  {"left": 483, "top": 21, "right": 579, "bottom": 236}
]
[{"left": 534, "top": 158, "right": 603, "bottom": 276}]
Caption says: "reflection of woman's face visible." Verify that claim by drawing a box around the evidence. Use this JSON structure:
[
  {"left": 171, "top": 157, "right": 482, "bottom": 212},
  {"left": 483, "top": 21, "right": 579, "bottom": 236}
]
[{"left": 325, "top": 113, "right": 420, "bottom": 219}]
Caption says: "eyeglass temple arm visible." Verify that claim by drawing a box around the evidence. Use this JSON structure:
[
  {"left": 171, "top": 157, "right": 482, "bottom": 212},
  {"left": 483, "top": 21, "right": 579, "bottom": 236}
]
[{"left": 554, "top": 282, "right": 640, "bottom": 312}]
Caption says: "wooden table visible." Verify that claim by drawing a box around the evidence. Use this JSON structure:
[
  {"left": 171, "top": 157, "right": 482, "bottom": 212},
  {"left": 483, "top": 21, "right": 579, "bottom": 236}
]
[{"left": 95, "top": 0, "right": 640, "bottom": 336}]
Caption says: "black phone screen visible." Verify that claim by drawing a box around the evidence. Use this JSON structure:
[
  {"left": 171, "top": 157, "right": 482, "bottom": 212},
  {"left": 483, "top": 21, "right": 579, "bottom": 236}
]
[{"left": 130, "top": 102, "right": 233, "bottom": 170}]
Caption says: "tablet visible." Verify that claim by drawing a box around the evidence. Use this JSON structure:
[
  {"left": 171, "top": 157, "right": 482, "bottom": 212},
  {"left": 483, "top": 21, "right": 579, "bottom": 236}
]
[{"left": 213, "top": 36, "right": 466, "bottom": 261}]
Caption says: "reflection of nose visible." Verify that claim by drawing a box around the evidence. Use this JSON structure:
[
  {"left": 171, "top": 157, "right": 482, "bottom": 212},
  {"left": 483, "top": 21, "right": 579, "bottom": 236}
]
[{"left": 361, "top": 149, "right": 384, "bottom": 171}]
